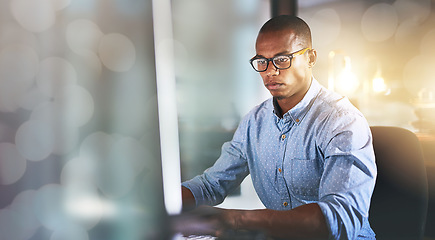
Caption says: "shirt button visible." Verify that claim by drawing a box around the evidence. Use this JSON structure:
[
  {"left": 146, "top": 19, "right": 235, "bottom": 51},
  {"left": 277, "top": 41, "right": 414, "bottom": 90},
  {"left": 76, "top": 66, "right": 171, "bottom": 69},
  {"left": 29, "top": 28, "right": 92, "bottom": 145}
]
[
  {"left": 281, "top": 134, "right": 286, "bottom": 140},
  {"left": 295, "top": 118, "right": 300, "bottom": 123},
  {"left": 278, "top": 168, "right": 282, "bottom": 173},
  {"left": 283, "top": 202, "right": 288, "bottom": 207}
]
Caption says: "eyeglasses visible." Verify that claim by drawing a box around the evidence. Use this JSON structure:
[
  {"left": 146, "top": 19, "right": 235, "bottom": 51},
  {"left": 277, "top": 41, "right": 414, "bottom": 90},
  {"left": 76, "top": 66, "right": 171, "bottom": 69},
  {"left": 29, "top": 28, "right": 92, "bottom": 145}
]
[{"left": 249, "top": 48, "right": 311, "bottom": 72}]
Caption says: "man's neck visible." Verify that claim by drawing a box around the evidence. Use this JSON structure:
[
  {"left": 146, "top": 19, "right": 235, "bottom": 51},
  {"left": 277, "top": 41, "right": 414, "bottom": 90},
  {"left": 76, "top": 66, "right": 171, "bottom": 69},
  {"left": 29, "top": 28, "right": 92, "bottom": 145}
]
[
  {"left": 275, "top": 98, "right": 300, "bottom": 117},
  {"left": 274, "top": 78, "right": 313, "bottom": 118},
  {"left": 272, "top": 98, "right": 284, "bottom": 118}
]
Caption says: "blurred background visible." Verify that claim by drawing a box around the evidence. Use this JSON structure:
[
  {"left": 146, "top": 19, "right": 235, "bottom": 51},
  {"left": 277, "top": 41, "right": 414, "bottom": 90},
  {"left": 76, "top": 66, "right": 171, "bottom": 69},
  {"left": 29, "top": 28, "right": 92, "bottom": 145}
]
[{"left": 0, "top": 0, "right": 434, "bottom": 239}]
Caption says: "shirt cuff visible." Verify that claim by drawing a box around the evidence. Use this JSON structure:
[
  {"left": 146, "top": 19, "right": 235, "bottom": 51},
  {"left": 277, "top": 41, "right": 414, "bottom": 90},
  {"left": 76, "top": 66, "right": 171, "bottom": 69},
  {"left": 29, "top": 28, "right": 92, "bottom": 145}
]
[{"left": 181, "top": 178, "right": 207, "bottom": 206}]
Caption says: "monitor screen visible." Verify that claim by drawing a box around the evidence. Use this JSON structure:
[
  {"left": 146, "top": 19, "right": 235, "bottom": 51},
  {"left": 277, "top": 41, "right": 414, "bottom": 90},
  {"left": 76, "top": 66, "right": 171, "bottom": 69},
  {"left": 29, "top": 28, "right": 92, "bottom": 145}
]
[{"left": 0, "top": 1, "right": 172, "bottom": 239}]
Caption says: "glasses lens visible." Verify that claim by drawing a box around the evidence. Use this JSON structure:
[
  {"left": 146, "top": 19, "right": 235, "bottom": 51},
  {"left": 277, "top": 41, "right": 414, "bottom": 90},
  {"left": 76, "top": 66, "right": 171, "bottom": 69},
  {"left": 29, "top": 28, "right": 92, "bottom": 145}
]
[
  {"left": 251, "top": 58, "right": 268, "bottom": 72},
  {"left": 273, "top": 56, "right": 291, "bottom": 69}
]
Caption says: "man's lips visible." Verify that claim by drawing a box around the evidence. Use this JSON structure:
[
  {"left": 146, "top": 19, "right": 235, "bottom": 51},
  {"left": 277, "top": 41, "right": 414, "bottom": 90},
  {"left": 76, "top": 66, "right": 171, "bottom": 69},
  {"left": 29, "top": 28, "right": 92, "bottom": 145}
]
[{"left": 265, "top": 82, "right": 283, "bottom": 90}]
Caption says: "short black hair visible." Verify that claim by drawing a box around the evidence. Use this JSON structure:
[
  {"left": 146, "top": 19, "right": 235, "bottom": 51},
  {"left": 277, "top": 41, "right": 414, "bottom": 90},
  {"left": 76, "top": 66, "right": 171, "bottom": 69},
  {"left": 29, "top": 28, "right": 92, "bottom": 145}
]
[{"left": 259, "top": 15, "right": 312, "bottom": 48}]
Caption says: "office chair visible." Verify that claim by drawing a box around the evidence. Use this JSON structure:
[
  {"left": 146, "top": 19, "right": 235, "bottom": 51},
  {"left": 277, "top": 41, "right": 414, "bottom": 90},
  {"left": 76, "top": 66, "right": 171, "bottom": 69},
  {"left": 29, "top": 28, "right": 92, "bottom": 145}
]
[{"left": 369, "top": 126, "right": 428, "bottom": 240}]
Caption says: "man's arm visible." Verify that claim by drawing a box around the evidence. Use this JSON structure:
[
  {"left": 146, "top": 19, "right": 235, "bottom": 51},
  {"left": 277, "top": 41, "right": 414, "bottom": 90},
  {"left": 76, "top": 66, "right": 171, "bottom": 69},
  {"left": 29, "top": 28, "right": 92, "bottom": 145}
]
[
  {"left": 182, "top": 186, "right": 196, "bottom": 211},
  {"left": 181, "top": 187, "right": 329, "bottom": 239},
  {"left": 220, "top": 203, "right": 329, "bottom": 239}
]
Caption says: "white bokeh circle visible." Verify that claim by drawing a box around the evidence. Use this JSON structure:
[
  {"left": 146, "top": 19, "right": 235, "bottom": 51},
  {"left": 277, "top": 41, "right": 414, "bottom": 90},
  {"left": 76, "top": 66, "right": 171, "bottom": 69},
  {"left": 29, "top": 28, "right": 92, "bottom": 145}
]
[
  {"left": 0, "top": 207, "right": 39, "bottom": 240},
  {"left": 54, "top": 85, "right": 95, "bottom": 128},
  {"left": 111, "top": 137, "right": 148, "bottom": 177},
  {"left": 98, "top": 33, "right": 136, "bottom": 72},
  {"left": 30, "top": 101, "right": 81, "bottom": 155},
  {"left": 66, "top": 19, "right": 103, "bottom": 55},
  {"left": 0, "top": 44, "right": 39, "bottom": 112},
  {"left": 0, "top": 22, "right": 39, "bottom": 50},
  {"left": 61, "top": 157, "right": 98, "bottom": 191},
  {"left": 6, "top": 190, "right": 40, "bottom": 239},
  {"left": 80, "top": 132, "right": 115, "bottom": 163},
  {"left": 36, "top": 57, "right": 78, "bottom": 98},
  {"left": 393, "top": 0, "right": 431, "bottom": 22},
  {"left": 394, "top": 18, "right": 421, "bottom": 46},
  {"left": 361, "top": 3, "right": 399, "bottom": 42},
  {"left": 403, "top": 54, "right": 435, "bottom": 96},
  {"left": 19, "top": 87, "right": 51, "bottom": 111},
  {"left": 15, "top": 120, "right": 55, "bottom": 161},
  {"left": 75, "top": 51, "right": 103, "bottom": 79},
  {"left": 10, "top": 0, "right": 56, "bottom": 32},
  {"left": 80, "top": 132, "right": 140, "bottom": 198},
  {"left": 308, "top": 8, "right": 341, "bottom": 47},
  {"left": 33, "top": 184, "right": 71, "bottom": 231}
]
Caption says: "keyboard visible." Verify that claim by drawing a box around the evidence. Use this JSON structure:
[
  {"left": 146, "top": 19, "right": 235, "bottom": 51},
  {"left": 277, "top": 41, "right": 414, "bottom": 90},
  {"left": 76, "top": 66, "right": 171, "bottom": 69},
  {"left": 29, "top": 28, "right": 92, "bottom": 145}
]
[{"left": 172, "top": 233, "right": 216, "bottom": 240}]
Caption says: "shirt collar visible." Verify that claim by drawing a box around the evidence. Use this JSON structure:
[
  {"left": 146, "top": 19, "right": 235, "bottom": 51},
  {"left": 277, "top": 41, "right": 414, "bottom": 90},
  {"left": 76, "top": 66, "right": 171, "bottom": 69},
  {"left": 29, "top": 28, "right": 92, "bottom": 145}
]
[{"left": 272, "top": 78, "right": 321, "bottom": 125}]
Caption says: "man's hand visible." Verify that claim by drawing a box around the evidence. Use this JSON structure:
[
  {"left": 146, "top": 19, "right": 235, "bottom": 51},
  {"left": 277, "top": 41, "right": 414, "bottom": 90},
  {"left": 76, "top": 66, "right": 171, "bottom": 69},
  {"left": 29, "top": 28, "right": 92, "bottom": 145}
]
[
  {"left": 173, "top": 206, "right": 267, "bottom": 239},
  {"left": 172, "top": 206, "right": 227, "bottom": 237}
]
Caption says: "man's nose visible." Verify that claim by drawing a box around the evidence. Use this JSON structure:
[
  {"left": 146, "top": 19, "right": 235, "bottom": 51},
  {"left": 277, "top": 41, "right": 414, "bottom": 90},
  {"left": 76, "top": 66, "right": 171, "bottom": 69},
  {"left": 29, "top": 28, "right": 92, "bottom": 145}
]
[{"left": 265, "top": 61, "right": 279, "bottom": 76}]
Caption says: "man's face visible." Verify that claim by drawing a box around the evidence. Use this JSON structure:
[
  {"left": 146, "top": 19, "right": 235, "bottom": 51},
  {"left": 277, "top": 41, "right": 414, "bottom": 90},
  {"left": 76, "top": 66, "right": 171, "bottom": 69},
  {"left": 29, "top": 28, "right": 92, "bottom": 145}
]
[{"left": 255, "top": 30, "right": 313, "bottom": 102}]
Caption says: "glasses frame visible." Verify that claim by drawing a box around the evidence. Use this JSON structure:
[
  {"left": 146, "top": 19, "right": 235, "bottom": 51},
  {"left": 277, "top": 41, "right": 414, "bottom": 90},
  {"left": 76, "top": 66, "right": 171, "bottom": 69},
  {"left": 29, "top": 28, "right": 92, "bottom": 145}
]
[{"left": 249, "top": 47, "right": 311, "bottom": 72}]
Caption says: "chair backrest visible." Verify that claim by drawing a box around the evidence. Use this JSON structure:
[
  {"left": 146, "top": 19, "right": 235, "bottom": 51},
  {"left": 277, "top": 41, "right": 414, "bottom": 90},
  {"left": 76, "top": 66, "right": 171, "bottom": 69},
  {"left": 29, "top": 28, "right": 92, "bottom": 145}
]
[{"left": 369, "top": 126, "right": 428, "bottom": 240}]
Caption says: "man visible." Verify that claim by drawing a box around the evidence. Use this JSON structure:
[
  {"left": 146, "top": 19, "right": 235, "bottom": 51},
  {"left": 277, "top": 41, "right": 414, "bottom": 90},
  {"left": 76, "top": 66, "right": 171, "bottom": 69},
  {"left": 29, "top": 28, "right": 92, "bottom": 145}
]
[{"left": 181, "top": 15, "right": 377, "bottom": 240}]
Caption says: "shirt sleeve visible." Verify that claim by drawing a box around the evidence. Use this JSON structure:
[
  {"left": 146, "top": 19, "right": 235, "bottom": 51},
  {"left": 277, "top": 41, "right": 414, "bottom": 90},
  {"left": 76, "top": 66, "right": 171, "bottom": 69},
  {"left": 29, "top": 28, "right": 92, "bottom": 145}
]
[
  {"left": 316, "top": 110, "right": 377, "bottom": 240},
  {"left": 182, "top": 118, "right": 250, "bottom": 207}
]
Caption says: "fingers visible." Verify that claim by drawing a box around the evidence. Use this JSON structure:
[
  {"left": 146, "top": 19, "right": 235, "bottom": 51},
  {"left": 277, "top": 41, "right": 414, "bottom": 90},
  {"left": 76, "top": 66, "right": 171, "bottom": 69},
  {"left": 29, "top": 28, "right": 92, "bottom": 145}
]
[{"left": 171, "top": 206, "right": 225, "bottom": 237}]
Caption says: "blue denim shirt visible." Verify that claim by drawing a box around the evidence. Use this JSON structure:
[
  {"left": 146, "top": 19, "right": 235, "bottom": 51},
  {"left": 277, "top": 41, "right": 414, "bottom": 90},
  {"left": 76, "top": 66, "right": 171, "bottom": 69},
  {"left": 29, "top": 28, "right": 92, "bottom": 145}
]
[{"left": 182, "top": 79, "right": 377, "bottom": 239}]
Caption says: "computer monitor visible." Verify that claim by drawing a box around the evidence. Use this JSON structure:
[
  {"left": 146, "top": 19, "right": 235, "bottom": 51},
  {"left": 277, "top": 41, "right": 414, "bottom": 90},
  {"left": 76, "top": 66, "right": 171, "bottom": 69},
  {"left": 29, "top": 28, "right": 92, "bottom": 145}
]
[{"left": 0, "top": 1, "right": 173, "bottom": 239}]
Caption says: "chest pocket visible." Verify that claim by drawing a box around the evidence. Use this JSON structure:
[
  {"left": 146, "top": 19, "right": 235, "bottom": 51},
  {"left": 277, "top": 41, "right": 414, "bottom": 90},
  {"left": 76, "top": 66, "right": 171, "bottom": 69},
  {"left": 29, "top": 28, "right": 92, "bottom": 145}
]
[{"left": 288, "top": 158, "right": 322, "bottom": 200}]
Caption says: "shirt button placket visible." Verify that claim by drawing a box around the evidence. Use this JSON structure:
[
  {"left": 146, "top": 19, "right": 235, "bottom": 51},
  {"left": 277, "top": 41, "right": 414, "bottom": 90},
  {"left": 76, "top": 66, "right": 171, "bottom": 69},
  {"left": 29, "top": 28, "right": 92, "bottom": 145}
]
[{"left": 279, "top": 132, "right": 290, "bottom": 209}]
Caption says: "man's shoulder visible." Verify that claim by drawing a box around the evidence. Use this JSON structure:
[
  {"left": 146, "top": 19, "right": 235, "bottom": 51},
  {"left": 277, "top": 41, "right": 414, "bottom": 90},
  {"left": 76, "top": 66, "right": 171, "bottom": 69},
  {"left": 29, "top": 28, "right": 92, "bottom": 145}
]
[
  {"left": 315, "top": 87, "right": 362, "bottom": 116},
  {"left": 237, "top": 98, "right": 274, "bottom": 127},
  {"left": 246, "top": 98, "right": 273, "bottom": 117}
]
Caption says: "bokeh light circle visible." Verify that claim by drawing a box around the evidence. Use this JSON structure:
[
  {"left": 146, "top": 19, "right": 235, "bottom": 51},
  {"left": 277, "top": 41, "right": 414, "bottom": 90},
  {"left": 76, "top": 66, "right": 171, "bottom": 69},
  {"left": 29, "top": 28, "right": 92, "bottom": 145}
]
[
  {"left": 0, "top": 142, "right": 27, "bottom": 185},
  {"left": 33, "top": 184, "right": 70, "bottom": 230},
  {"left": 10, "top": 0, "right": 56, "bottom": 32},
  {"left": 19, "top": 87, "right": 51, "bottom": 111},
  {"left": 36, "top": 57, "right": 78, "bottom": 98},
  {"left": 0, "top": 207, "right": 39, "bottom": 240},
  {"left": 0, "top": 23, "right": 39, "bottom": 50},
  {"left": 112, "top": 137, "right": 149, "bottom": 177},
  {"left": 54, "top": 85, "right": 95, "bottom": 127},
  {"left": 30, "top": 101, "right": 81, "bottom": 155},
  {"left": 98, "top": 33, "right": 136, "bottom": 72},
  {"left": 75, "top": 51, "right": 103, "bottom": 80},
  {"left": 61, "top": 157, "right": 98, "bottom": 191},
  {"left": 100, "top": 147, "right": 136, "bottom": 198},
  {"left": 393, "top": 0, "right": 431, "bottom": 22},
  {"left": 361, "top": 3, "right": 398, "bottom": 42},
  {"left": 6, "top": 190, "right": 40, "bottom": 239},
  {"left": 308, "top": 8, "right": 341, "bottom": 47},
  {"left": 66, "top": 19, "right": 103, "bottom": 55},
  {"left": 394, "top": 18, "right": 421, "bottom": 46},
  {"left": 15, "top": 120, "right": 55, "bottom": 161},
  {"left": 0, "top": 44, "right": 39, "bottom": 112},
  {"left": 80, "top": 132, "right": 138, "bottom": 198},
  {"left": 80, "top": 132, "right": 115, "bottom": 163},
  {"left": 403, "top": 54, "right": 435, "bottom": 96}
]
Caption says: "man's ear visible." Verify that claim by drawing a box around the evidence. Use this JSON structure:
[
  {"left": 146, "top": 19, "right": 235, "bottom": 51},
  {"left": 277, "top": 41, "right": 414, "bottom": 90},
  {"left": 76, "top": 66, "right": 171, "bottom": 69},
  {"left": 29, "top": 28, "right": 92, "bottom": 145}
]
[{"left": 308, "top": 49, "right": 317, "bottom": 68}]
